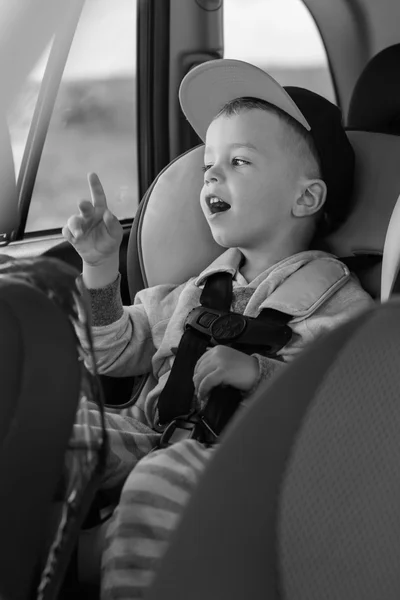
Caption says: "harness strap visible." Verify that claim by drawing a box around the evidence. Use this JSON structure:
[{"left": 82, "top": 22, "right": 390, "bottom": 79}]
[
  {"left": 200, "top": 271, "right": 232, "bottom": 310},
  {"left": 157, "top": 273, "right": 232, "bottom": 425}
]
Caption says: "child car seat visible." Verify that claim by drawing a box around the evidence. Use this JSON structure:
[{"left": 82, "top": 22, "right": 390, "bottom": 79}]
[
  {"left": 0, "top": 258, "right": 106, "bottom": 600},
  {"left": 143, "top": 52, "right": 400, "bottom": 599},
  {"left": 110, "top": 124, "right": 400, "bottom": 413}
]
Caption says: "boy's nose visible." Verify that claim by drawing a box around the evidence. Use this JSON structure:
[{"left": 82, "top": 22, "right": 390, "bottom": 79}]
[{"left": 205, "top": 165, "right": 222, "bottom": 184}]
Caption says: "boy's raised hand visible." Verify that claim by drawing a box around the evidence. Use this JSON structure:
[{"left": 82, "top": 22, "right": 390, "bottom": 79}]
[
  {"left": 62, "top": 173, "right": 123, "bottom": 266},
  {"left": 193, "top": 345, "right": 260, "bottom": 403}
]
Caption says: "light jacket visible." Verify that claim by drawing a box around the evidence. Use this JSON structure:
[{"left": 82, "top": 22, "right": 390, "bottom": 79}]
[{"left": 82, "top": 248, "right": 374, "bottom": 428}]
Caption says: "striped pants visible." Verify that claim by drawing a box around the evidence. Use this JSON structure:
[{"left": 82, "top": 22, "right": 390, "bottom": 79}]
[{"left": 80, "top": 409, "right": 214, "bottom": 599}]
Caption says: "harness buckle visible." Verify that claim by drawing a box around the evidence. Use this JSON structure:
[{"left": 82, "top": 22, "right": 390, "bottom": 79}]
[
  {"left": 185, "top": 306, "right": 248, "bottom": 344},
  {"left": 158, "top": 414, "right": 199, "bottom": 448},
  {"left": 158, "top": 412, "right": 219, "bottom": 448}
]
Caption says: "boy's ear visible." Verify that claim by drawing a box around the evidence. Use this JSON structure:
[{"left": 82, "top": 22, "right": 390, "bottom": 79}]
[{"left": 292, "top": 179, "right": 327, "bottom": 218}]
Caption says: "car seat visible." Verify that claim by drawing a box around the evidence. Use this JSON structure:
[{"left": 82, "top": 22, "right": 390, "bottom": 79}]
[
  {"left": 91, "top": 49, "right": 399, "bottom": 415},
  {"left": 96, "top": 124, "right": 392, "bottom": 413},
  {"left": 0, "top": 260, "right": 106, "bottom": 600},
  {"left": 141, "top": 53, "right": 400, "bottom": 599}
]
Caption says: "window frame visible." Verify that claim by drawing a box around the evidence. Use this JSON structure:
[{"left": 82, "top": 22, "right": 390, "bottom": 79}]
[
  {"left": 14, "top": 0, "right": 85, "bottom": 241},
  {"left": 136, "top": 0, "right": 171, "bottom": 197}
]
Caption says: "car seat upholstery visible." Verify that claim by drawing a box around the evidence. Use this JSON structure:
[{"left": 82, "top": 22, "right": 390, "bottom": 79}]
[{"left": 146, "top": 299, "right": 400, "bottom": 600}]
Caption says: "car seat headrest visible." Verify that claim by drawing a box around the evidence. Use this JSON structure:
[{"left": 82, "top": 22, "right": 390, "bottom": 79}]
[
  {"left": 348, "top": 45, "right": 400, "bottom": 133},
  {"left": 327, "top": 131, "right": 400, "bottom": 263},
  {"left": 147, "top": 302, "right": 400, "bottom": 600},
  {"left": 133, "top": 145, "right": 224, "bottom": 289}
]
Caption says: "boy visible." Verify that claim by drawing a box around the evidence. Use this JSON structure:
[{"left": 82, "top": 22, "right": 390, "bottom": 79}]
[{"left": 63, "top": 60, "right": 373, "bottom": 598}]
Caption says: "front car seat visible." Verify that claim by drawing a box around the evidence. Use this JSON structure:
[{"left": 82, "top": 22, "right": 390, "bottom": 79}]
[
  {"left": 0, "top": 259, "right": 106, "bottom": 600},
  {"left": 146, "top": 298, "right": 400, "bottom": 600}
]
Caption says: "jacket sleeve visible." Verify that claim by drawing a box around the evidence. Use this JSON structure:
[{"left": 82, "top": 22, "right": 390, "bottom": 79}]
[
  {"left": 78, "top": 274, "right": 156, "bottom": 377},
  {"left": 242, "top": 353, "right": 286, "bottom": 400}
]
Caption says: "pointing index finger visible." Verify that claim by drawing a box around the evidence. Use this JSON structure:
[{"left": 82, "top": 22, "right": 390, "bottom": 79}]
[{"left": 87, "top": 172, "right": 108, "bottom": 209}]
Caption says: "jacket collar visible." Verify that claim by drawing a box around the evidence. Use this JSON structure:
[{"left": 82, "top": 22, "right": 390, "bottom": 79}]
[
  {"left": 194, "top": 248, "right": 243, "bottom": 286},
  {"left": 194, "top": 247, "right": 336, "bottom": 289}
]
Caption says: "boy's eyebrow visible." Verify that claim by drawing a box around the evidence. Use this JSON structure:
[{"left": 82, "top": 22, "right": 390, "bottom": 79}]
[
  {"left": 205, "top": 142, "right": 259, "bottom": 153},
  {"left": 230, "top": 142, "right": 258, "bottom": 150}
]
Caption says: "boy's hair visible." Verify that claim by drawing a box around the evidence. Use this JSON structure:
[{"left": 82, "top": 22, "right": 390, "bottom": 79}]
[{"left": 214, "top": 97, "right": 329, "bottom": 236}]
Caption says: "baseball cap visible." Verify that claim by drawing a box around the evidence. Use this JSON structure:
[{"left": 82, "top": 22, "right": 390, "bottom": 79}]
[{"left": 179, "top": 59, "right": 355, "bottom": 234}]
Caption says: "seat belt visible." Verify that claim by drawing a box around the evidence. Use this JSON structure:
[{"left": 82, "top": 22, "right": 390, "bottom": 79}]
[{"left": 157, "top": 272, "right": 292, "bottom": 444}]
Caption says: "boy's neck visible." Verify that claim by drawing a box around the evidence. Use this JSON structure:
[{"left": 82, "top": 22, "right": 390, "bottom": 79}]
[{"left": 238, "top": 243, "right": 309, "bottom": 283}]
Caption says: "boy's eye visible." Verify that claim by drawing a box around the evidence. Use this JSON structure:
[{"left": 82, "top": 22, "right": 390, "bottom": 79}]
[
  {"left": 232, "top": 158, "right": 249, "bottom": 167},
  {"left": 202, "top": 165, "right": 212, "bottom": 172}
]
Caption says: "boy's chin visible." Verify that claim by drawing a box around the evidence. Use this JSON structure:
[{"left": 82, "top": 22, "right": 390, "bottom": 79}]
[{"left": 210, "top": 230, "right": 238, "bottom": 249}]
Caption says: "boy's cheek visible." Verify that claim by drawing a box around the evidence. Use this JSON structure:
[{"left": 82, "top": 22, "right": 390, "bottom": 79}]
[{"left": 199, "top": 193, "right": 208, "bottom": 216}]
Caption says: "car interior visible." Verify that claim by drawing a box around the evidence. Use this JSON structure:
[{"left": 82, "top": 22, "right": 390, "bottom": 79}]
[{"left": 1, "top": 0, "right": 400, "bottom": 598}]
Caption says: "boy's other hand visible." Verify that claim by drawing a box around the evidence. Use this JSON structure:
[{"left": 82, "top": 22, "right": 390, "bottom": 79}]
[
  {"left": 62, "top": 173, "right": 123, "bottom": 267},
  {"left": 193, "top": 345, "right": 259, "bottom": 402}
]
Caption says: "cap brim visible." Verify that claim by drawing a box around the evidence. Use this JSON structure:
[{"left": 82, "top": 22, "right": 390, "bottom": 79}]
[{"left": 179, "top": 59, "right": 311, "bottom": 141}]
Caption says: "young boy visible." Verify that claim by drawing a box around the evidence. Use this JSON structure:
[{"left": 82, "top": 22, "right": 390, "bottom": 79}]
[{"left": 63, "top": 60, "right": 373, "bottom": 598}]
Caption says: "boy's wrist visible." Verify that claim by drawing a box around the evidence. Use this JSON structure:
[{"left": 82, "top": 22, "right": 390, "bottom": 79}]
[
  {"left": 82, "top": 253, "right": 120, "bottom": 289},
  {"left": 240, "top": 355, "right": 262, "bottom": 398}
]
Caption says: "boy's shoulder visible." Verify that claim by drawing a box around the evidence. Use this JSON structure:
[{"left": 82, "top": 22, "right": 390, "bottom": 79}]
[{"left": 255, "top": 250, "right": 372, "bottom": 322}]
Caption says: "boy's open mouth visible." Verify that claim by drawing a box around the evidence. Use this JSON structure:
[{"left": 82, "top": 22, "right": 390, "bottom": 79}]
[{"left": 206, "top": 195, "right": 231, "bottom": 214}]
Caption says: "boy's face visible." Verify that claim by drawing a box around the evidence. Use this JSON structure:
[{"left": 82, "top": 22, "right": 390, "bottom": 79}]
[{"left": 200, "top": 108, "right": 306, "bottom": 251}]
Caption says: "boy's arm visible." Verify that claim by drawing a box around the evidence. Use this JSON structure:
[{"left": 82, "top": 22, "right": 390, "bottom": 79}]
[{"left": 78, "top": 273, "right": 156, "bottom": 377}]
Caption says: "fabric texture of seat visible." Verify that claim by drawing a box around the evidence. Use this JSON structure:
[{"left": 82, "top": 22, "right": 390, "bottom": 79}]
[{"left": 146, "top": 300, "right": 400, "bottom": 600}]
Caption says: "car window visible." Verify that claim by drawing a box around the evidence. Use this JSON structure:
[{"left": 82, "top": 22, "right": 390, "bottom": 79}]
[
  {"left": 7, "top": 0, "right": 137, "bottom": 234},
  {"left": 224, "top": 0, "right": 336, "bottom": 103}
]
